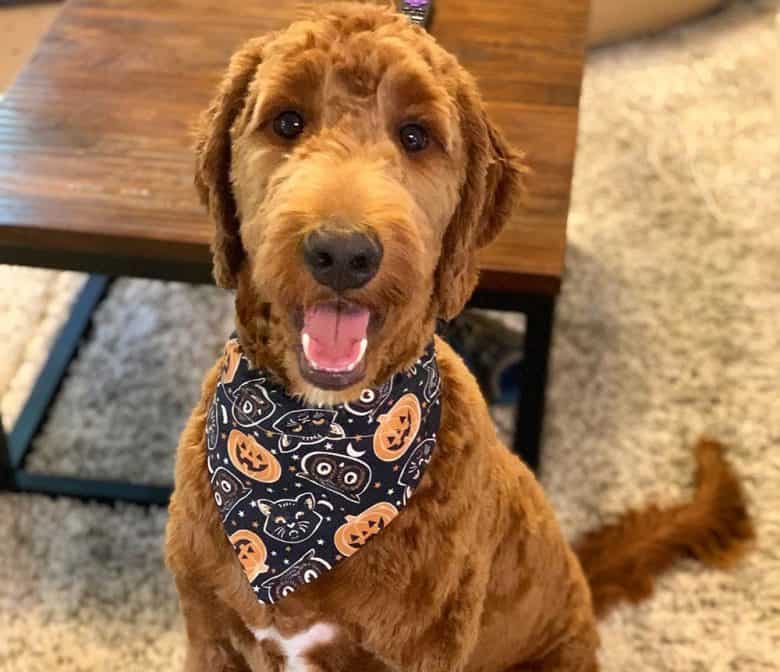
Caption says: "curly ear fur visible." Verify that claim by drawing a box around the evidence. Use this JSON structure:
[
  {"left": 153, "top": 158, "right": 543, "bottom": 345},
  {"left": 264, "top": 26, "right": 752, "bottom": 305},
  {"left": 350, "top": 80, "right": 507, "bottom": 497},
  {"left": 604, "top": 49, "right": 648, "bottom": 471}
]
[
  {"left": 194, "top": 37, "right": 269, "bottom": 289},
  {"left": 435, "top": 78, "right": 525, "bottom": 320}
]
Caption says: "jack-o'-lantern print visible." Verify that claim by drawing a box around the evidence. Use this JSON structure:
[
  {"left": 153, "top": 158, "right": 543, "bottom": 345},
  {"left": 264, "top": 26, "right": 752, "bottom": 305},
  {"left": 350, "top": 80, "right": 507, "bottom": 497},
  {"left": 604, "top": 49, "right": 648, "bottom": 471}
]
[
  {"left": 334, "top": 502, "right": 399, "bottom": 557},
  {"left": 227, "top": 429, "right": 281, "bottom": 482},
  {"left": 373, "top": 393, "right": 421, "bottom": 461},
  {"left": 221, "top": 339, "right": 242, "bottom": 384},
  {"left": 229, "top": 529, "right": 269, "bottom": 582}
]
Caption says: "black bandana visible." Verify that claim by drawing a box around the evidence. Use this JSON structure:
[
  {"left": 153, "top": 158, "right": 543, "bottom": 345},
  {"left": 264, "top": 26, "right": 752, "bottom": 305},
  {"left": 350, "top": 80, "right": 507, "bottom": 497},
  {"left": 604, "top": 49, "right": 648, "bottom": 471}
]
[{"left": 206, "top": 336, "right": 441, "bottom": 605}]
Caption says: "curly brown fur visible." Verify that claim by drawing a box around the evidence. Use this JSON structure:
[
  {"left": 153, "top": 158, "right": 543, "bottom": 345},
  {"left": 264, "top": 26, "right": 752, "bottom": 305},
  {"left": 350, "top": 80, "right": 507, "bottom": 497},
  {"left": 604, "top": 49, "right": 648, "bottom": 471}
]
[
  {"left": 167, "top": 4, "right": 753, "bottom": 671},
  {"left": 574, "top": 438, "right": 755, "bottom": 618}
]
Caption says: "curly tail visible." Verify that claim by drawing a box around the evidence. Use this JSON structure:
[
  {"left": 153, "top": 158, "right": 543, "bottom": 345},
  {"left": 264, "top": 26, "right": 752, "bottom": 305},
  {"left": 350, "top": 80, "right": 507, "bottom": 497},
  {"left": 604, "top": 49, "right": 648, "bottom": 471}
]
[{"left": 573, "top": 438, "right": 755, "bottom": 618}]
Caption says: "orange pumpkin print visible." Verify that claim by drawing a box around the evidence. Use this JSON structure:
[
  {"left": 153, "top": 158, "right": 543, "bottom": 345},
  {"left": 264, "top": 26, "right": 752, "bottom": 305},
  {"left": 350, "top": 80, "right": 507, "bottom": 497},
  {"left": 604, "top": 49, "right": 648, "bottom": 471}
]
[
  {"left": 229, "top": 529, "right": 269, "bottom": 581},
  {"left": 221, "top": 339, "right": 242, "bottom": 384},
  {"left": 227, "top": 429, "right": 281, "bottom": 482},
  {"left": 373, "top": 393, "right": 421, "bottom": 461},
  {"left": 334, "top": 502, "right": 399, "bottom": 557}
]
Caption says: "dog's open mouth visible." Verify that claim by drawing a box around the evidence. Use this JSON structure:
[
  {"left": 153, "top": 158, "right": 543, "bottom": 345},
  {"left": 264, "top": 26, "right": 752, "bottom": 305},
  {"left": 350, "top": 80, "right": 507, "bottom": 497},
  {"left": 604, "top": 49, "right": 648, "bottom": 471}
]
[{"left": 299, "top": 301, "right": 370, "bottom": 390}]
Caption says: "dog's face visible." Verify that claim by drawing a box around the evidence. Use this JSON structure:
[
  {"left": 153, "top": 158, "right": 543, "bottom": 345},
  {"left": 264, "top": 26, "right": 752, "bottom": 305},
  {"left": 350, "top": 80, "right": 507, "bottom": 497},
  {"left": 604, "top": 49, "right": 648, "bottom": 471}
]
[{"left": 196, "top": 3, "right": 522, "bottom": 403}]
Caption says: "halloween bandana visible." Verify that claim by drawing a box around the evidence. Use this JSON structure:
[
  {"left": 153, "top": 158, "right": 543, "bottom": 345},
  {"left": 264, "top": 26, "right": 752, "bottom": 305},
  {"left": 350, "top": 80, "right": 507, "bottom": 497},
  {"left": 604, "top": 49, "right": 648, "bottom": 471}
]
[{"left": 206, "top": 336, "right": 441, "bottom": 605}]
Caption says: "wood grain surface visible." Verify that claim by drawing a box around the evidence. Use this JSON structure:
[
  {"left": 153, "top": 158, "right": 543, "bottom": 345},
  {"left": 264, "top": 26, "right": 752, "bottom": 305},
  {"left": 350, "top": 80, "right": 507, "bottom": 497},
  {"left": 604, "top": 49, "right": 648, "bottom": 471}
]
[{"left": 0, "top": 0, "right": 589, "bottom": 294}]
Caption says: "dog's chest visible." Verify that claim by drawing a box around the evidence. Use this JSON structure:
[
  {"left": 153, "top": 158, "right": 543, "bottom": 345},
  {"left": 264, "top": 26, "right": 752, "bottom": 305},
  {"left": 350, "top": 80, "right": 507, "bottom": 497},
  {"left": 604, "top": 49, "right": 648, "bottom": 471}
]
[{"left": 252, "top": 622, "right": 337, "bottom": 671}]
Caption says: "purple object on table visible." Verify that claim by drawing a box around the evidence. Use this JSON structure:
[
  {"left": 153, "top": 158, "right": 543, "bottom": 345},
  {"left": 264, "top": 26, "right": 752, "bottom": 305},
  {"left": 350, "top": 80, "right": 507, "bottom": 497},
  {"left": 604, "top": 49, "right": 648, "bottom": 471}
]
[{"left": 399, "top": 0, "right": 433, "bottom": 27}]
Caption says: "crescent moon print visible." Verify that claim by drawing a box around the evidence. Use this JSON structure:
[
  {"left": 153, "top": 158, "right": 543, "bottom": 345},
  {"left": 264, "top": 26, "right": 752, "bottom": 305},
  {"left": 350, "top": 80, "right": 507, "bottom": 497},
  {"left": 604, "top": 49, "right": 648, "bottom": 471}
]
[
  {"left": 298, "top": 450, "right": 372, "bottom": 503},
  {"left": 230, "top": 379, "right": 276, "bottom": 427},
  {"left": 272, "top": 408, "right": 345, "bottom": 452},
  {"left": 343, "top": 378, "right": 394, "bottom": 417}
]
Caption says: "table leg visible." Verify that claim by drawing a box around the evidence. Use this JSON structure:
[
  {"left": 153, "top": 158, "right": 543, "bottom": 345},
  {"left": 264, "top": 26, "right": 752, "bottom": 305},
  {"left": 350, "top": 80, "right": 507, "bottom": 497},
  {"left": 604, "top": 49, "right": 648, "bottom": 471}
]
[
  {"left": 0, "top": 274, "right": 171, "bottom": 505},
  {"left": 512, "top": 294, "right": 555, "bottom": 471},
  {"left": 0, "top": 417, "right": 12, "bottom": 490}
]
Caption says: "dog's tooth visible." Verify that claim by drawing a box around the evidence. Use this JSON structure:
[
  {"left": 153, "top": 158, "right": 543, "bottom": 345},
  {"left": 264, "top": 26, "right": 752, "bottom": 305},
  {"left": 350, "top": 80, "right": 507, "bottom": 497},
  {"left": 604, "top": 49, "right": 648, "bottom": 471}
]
[{"left": 358, "top": 338, "right": 368, "bottom": 362}]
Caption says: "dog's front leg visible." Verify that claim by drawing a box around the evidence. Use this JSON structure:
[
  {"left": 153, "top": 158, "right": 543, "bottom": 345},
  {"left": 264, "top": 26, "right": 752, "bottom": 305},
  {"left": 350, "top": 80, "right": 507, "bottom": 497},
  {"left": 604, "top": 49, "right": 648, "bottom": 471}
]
[{"left": 176, "top": 579, "right": 251, "bottom": 672}]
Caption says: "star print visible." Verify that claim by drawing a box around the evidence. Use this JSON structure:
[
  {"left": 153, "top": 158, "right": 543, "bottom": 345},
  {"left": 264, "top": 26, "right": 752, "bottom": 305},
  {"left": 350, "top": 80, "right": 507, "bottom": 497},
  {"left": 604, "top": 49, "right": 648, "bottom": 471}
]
[
  {"left": 253, "top": 586, "right": 260, "bottom": 592},
  {"left": 223, "top": 458, "right": 229, "bottom": 464},
  {"left": 295, "top": 483, "right": 302, "bottom": 488},
  {"left": 393, "top": 465, "right": 400, "bottom": 472},
  {"left": 374, "top": 482, "right": 382, "bottom": 489},
  {"left": 326, "top": 516, "right": 332, "bottom": 522},
  {"left": 289, "top": 466, "right": 297, "bottom": 473},
  {"left": 387, "top": 489, "right": 394, "bottom": 495},
  {"left": 220, "top": 432, "right": 227, "bottom": 439},
  {"left": 317, "top": 539, "right": 325, "bottom": 545},
  {"left": 271, "top": 449, "right": 278, "bottom": 455},
  {"left": 271, "top": 551, "right": 277, "bottom": 556},
  {"left": 292, "top": 455, "right": 299, "bottom": 461},
  {"left": 285, "top": 546, "right": 292, "bottom": 552},
  {"left": 238, "top": 510, "right": 245, "bottom": 518},
  {"left": 396, "top": 500, "right": 402, "bottom": 506},
  {"left": 252, "top": 522, "right": 260, "bottom": 529},
  {"left": 325, "top": 442, "right": 333, "bottom": 449},
  {"left": 250, "top": 501, "right": 257, "bottom": 507},
  {"left": 283, "top": 559, "right": 290, "bottom": 565},
  {"left": 265, "top": 430, "right": 274, "bottom": 438}
]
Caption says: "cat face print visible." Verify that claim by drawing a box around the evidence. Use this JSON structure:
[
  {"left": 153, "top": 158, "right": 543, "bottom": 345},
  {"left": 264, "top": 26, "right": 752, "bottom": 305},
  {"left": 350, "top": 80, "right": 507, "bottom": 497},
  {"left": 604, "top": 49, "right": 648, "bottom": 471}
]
[
  {"left": 298, "top": 449, "right": 372, "bottom": 503},
  {"left": 210, "top": 467, "right": 252, "bottom": 519},
  {"left": 272, "top": 409, "right": 345, "bottom": 452},
  {"left": 230, "top": 380, "right": 275, "bottom": 427},
  {"left": 343, "top": 378, "right": 394, "bottom": 418},
  {"left": 260, "top": 549, "right": 331, "bottom": 603},
  {"left": 257, "top": 492, "right": 323, "bottom": 544}
]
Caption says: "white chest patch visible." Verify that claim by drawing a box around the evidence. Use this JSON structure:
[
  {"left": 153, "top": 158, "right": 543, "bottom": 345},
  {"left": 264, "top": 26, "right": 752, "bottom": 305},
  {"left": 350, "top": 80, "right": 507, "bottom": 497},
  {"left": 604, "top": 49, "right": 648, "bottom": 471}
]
[{"left": 253, "top": 623, "right": 337, "bottom": 672}]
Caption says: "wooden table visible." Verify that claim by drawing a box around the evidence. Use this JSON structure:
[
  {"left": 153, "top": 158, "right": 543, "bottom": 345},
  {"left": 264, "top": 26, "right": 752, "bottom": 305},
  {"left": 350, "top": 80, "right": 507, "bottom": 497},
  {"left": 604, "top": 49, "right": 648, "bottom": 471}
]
[{"left": 0, "top": 0, "right": 589, "bottom": 504}]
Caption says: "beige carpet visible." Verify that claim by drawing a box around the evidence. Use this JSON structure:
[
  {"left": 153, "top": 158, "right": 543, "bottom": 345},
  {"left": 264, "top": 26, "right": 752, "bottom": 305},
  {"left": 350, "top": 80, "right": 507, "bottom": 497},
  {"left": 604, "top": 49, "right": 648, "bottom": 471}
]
[{"left": 1, "top": 1, "right": 778, "bottom": 670}]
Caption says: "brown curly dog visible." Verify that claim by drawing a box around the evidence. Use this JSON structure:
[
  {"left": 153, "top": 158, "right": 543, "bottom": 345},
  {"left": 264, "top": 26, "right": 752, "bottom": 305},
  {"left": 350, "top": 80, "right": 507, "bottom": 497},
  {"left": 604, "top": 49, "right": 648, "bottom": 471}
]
[{"left": 166, "top": 4, "right": 754, "bottom": 671}]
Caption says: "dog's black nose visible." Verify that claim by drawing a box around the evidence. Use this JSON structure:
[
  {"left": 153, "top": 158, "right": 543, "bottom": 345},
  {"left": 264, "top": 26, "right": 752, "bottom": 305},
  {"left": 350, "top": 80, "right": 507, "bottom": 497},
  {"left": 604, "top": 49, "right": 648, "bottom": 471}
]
[{"left": 302, "top": 230, "right": 383, "bottom": 291}]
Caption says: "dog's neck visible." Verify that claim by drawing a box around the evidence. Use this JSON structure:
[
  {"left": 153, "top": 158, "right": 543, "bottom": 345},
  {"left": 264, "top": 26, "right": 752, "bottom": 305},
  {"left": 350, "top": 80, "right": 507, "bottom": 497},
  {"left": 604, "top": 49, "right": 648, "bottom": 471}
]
[{"left": 232, "top": 269, "right": 438, "bottom": 404}]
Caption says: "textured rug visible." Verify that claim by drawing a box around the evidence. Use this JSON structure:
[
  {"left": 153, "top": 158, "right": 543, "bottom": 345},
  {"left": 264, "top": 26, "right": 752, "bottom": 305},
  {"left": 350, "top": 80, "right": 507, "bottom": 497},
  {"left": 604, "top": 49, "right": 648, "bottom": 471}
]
[{"left": 1, "top": 1, "right": 778, "bottom": 670}]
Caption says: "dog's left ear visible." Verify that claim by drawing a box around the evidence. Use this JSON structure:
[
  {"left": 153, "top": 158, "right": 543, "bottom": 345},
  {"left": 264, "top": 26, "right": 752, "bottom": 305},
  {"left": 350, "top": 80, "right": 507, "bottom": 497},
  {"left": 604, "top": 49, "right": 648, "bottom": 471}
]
[
  {"left": 194, "top": 37, "right": 270, "bottom": 289},
  {"left": 434, "top": 78, "right": 525, "bottom": 320}
]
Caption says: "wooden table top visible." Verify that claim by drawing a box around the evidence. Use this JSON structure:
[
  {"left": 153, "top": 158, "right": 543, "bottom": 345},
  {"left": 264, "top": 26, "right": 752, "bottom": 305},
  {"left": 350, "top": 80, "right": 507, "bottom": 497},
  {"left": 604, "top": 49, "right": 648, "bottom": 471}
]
[{"left": 0, "top": 0, "right": 588, "bottom": 295}]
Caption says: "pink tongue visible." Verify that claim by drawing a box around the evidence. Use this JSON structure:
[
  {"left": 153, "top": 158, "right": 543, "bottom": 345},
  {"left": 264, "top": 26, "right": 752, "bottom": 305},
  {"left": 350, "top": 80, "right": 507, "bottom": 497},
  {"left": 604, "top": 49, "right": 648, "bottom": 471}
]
[{"left": 303, "top": 304, "right": 370, "bottom": 371}]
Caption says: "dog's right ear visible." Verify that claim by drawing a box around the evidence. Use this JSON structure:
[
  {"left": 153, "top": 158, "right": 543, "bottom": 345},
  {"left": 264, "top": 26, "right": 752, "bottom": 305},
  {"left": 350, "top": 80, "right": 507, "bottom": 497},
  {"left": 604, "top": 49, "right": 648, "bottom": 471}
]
[{"left": 194, "top": 37, "right": 269, "bottom": 289}]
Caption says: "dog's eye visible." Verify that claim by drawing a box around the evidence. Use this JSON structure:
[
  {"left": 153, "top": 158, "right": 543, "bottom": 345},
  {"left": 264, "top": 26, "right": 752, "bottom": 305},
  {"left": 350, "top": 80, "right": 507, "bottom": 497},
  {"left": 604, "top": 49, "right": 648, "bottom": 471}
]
[
  {"left": 399, "top": 123, "right": 429, "bottom": 153},
  {"left": 273, "top": 110, "right": 305, "bottom": 140}
]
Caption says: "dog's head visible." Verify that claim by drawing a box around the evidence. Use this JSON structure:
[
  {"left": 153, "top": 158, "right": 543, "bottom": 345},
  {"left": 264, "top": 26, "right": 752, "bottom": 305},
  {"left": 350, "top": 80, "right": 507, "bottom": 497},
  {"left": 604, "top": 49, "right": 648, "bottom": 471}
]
[{"left": 196, "top": 2, "right": 523, "bottom": 403}]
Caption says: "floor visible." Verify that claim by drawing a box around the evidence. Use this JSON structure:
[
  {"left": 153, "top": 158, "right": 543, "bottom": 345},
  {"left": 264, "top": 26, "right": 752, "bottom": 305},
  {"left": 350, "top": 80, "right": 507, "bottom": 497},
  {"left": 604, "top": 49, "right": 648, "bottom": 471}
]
[
  {"left": 1, "top": 1, "right": 778, "bottom": 671},
  {"left": 0, "top": 2, "right": 60, "bottom": 92}
]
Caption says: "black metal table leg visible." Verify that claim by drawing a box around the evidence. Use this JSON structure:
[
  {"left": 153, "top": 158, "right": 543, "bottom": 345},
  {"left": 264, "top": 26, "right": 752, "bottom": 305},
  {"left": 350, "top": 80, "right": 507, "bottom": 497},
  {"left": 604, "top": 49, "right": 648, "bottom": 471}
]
[
  {"left": 0, "top": 417, "right": 12, "bottom": 490},
  {"left": 512, "top": 294, "right": 555, "bottom": 471},
  {"left": 0, "top": 274, "right": 173, "bottom": 506},
  {"left": 467, "top": 290, "right": 557, "bottom": 471}
]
